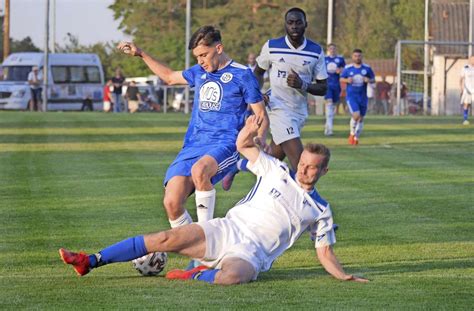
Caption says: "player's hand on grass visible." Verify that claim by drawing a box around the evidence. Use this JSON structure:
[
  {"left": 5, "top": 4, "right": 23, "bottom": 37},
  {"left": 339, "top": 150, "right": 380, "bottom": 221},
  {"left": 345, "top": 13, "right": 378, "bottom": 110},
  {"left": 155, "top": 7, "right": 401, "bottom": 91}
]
[
  {"left": 345, "top": 274, "right": 369, "bottom": 283},
  {"left": 117, "top": 41, "right": 142, "bottom": 57}
]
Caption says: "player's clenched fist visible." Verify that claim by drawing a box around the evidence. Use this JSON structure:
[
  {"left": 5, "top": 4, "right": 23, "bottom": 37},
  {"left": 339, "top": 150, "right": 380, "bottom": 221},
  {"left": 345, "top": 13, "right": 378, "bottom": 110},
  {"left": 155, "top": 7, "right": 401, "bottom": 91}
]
[{"left": 117, "top": 41, "right": 142, "bottom": 57}]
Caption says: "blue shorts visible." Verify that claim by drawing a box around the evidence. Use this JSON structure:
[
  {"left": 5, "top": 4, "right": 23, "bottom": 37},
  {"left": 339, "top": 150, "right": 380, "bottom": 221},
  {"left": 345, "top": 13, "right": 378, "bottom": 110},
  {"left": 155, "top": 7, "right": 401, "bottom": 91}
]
[
  {"left": 163, "top": 144, "right": 239, "bottom": 186},
  {"left": 324, "top": 85, "right": 341, "bottom": 103},
  {"left": 346, "top": 95, "right": 368, "bottom": 116}
]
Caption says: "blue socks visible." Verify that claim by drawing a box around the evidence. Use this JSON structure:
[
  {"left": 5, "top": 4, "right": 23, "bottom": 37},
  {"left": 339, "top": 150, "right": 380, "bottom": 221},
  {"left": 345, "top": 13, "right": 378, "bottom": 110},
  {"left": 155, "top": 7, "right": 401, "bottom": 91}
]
[
  {"left": 89, "top": 235, "right": 148, "bottom": 268},
  {"left": 192, "top": 269, "right": 219, "bottom": 284},
  {"left": 464, "top": 108, "right": 469, "bottom": 121},
  {"left": 237, "top": 158, "right": 249, "bottom": 172}
]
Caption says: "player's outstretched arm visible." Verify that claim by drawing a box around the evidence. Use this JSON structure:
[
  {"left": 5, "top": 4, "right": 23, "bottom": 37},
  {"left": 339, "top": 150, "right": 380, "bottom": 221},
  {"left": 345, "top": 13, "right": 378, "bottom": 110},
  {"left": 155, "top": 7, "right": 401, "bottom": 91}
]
[
  {"left": 117, "top": 41, "right": 187, "bottom": 86},
  {"left": 316, "top": 246, "right": 369, "bottom": 283},
  {"left": 249, "top": 102, "right": 270, "bottom": 153},
  {"left": 236, "top": 115, "right": 262, "bottom": 165}
]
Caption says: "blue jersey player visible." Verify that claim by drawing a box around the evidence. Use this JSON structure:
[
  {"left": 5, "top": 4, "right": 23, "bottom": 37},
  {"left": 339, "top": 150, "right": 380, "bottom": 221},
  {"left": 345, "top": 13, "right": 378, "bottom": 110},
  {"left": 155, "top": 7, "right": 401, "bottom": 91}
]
[
  {"left": 340, "top": 49, "right": 375, "bottom": 145},
  {"left": 324, "top": 43, "right": 345, "bottom": 136},
  {"left": 117, "top": 26, "right": 269, "bottom": 228}
]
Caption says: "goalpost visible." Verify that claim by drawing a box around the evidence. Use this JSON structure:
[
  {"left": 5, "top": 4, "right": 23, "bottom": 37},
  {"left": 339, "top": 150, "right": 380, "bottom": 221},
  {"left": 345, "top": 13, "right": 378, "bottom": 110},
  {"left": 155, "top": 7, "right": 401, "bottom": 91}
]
[{"left": 395, "top": 40, "right": 473, "bottom": 116}]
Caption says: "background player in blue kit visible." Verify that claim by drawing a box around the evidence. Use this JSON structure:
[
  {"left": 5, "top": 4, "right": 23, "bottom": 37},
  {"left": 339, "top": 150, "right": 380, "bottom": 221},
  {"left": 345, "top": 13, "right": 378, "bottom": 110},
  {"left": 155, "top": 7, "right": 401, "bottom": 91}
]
[
  {"left": 324, "top": 43, "right": 345, "bottom": 136},
  {"left": 222, "top": 8, "right": 328, "bottom": 191},
  {"left": 340, "top": 49, "right": 375, "bottom": 145},
  {"left": 117, "top": 26, "right": 268, "bottom": 229}
]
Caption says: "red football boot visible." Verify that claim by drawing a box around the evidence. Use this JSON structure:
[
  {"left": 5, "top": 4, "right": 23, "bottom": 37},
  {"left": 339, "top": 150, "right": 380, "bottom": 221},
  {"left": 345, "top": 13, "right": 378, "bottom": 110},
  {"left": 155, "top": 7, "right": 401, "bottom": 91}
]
[
  {"left": 166, "top": 265, "right": 209, "bottom": 280},
  {"left": 59, "top": 248, "right": 91, "bottom": 276}
]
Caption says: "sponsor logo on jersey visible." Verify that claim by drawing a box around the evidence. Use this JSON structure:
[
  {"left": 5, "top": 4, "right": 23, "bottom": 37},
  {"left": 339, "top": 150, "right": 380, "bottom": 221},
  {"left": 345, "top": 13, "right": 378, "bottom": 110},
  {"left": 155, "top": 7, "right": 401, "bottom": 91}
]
[
  {"left": 269, "top": 188, "right": 282, "bottom": 199},
  {"left": 198, "top": 81, "right": 223, "bottom": 112},
  {"left": 303, "top": 60, "right": 311, "bottom": 66},
  {"left": 220, "top": 72, "right": 233, "bottom": 83}
]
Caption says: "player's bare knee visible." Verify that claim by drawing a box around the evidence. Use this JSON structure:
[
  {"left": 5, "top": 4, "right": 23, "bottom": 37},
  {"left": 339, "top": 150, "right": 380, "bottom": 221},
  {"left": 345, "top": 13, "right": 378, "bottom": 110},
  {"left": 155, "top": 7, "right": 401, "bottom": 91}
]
[
  {"left": 191, "top": 163, "right": 209, "bottom": 186},
  {"left": 216, "top": 270, "right": 251, "bottom": 285},
  {"left": 163, "top": 195, "right": 182, "bottom": 219}
]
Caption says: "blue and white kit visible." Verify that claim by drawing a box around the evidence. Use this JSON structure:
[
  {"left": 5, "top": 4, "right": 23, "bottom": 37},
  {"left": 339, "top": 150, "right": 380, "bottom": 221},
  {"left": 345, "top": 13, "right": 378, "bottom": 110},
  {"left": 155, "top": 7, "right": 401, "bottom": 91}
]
[
  {"left": 164, "top": 61, "right": 263, "bottom": 185},
  {"left": 324, "top": 55, "right": 345, "bottom": 103},
  {"left": 256, "top": 36, "right": 328, "bottom": 144},
  {"left": 340, "top": 63, "right": 375, "bottom": 116},
  {"left": 197, "top": 151, "right": 336, "bottom": 279}
]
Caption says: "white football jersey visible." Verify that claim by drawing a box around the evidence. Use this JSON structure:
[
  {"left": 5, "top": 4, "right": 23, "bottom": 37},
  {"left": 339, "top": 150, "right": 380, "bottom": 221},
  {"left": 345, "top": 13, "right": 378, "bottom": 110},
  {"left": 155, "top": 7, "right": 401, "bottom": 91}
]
[
  {"left": 257, "top": 36, "right": 328, "bottom": 118},
  {"left": 225, "top": 151, "right": 335, "bottom": 272},
  {"left": 461, "top": 64, "right": 474, "bottom": 94}
]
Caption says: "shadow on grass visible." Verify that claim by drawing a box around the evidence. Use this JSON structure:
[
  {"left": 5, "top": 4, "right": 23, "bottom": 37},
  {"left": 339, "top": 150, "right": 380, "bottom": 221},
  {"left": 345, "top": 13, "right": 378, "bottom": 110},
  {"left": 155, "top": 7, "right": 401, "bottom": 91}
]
[{"left": 257, "top": 257, "right": 473, "bottom": 282}]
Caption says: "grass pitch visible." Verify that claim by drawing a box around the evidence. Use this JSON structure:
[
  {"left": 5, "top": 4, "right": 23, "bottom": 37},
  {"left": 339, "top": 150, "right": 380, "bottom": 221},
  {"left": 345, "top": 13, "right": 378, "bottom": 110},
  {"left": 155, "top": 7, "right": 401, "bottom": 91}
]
[{"left": 0, "top": 112, "right": 473, "bottom": 310}]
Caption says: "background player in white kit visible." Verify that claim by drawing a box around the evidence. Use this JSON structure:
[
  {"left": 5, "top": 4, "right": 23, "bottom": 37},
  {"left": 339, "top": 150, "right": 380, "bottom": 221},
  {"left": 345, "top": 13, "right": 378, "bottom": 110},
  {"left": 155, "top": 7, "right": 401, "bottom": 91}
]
[
  {"left": 59, "top": 115, "right": 368, "bottom": 285},
  {"left": 222, "top": 7, "right": 328, "bottom": 191},
  {"left": 460, "top": 55, "right": 474, "bottom": 125}
]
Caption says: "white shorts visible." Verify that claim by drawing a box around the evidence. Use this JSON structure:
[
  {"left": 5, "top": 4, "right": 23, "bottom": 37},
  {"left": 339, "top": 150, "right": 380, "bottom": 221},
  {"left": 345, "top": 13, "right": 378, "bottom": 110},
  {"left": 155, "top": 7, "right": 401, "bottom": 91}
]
[
  {"left": 461, "top": 91, "right": 473, "bottom": 105},
  {"left": 267, "top": 109, "right": 306, "bottom": 145},
  {"left": 197, "top": 218, "right": 265, "bottom": 280}
]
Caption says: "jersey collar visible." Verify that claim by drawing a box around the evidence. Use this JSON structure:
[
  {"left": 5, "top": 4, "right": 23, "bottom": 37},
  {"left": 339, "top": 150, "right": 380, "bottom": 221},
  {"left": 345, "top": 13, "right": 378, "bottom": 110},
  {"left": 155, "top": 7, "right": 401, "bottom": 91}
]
[{"left": 285, "top": 35, "right": 307, "bottom": 51}]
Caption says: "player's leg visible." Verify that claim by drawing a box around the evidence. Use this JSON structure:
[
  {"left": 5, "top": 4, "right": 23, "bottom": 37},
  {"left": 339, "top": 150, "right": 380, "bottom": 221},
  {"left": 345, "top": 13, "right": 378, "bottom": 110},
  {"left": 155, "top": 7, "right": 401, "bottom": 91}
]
[
  {"left": 59, "top": 224, "right": 206, "bottom": 276},
  {"left": 214, "top": 257, "right": 256, "bottom": 285},
  {"left": 354, "top": 100, "right": 367, "bottom": 143},
  {"left": 462, "top": 100, "right": 470, "bottom": 125},
  {"left": 324, "top": 88, "right": 335, "bottom": 136},
  {"left": 347, "top": 97, "right": 360, "bottom": 145},
  {"left": 163, "top": 176, "right": 195, "bottom": 227},
  {"left": 191, "top": 155, "right": 218, "bottom": 222},
  {"left": 279, "top": 137, "right": 304, "bottom": 171}
]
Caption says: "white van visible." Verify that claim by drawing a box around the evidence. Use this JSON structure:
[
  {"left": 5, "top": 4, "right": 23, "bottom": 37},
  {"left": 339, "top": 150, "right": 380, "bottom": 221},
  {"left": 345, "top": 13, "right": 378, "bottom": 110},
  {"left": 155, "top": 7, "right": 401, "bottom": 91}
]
[{"left": 0, "top": 52, "right": 105, "bottom": 110}]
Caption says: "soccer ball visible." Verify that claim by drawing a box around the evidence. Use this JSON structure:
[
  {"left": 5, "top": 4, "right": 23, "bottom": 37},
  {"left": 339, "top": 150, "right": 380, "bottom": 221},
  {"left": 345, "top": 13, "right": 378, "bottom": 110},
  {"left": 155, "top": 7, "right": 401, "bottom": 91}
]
[{"left": 132, "top": 252, "right": 168, "bottom": 276}]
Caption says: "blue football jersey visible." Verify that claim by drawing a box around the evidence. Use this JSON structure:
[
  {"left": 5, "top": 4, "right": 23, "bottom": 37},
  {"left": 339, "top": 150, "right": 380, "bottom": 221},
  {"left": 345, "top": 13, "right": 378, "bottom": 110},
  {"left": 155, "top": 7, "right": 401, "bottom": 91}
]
[
  {"left": 182, "top": 61, "right": 263, "bottom": 147},
  {"left": 325, "top": 55, "right": 345, "bottom": 87},
  {"left": 340, "top": 63, "right": 375, "bottom": 97}
]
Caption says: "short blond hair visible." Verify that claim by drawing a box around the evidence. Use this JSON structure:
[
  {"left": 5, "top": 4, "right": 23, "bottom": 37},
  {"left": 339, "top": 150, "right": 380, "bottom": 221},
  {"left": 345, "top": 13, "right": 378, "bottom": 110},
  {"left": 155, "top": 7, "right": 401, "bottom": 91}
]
[{"left": 304, "top": 143, "right": 331, "bottom": 169}]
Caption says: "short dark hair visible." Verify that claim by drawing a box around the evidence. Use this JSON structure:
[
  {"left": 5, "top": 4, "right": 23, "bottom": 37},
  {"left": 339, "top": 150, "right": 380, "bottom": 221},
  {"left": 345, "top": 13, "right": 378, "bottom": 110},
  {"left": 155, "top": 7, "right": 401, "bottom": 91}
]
[
  {"left": 188, "top": 26, "right": 222, "bottom": 50},
  {"left": 285, "top": 7, "right": 307, "bottom": 22},
  {"left": 304, "top": 143, "right": 331, "bottom": 169},
  {"left": 328, "top": 43, "right": 336, "bottom": 48},
  {"left": 353, "top": 48, "right": 363, "bottom": 54}
]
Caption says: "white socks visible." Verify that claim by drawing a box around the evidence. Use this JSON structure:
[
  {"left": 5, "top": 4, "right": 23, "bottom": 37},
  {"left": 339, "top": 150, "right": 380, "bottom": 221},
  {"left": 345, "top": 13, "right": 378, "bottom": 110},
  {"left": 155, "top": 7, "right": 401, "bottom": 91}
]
[
  {"left": 168, "top": 209, "right": 193, "bottom": 228},
  {"left": 350, "top": 118, "right": 357, "bottom": 135},
  {"left": 195, "top": 188, "right": 216, "bottom": 222},
  {"left": 355, "top": 121, "right": 364, "bottom": 138},
  {"left": 325, "top": 103, "right": 335, "bottom": 134}
]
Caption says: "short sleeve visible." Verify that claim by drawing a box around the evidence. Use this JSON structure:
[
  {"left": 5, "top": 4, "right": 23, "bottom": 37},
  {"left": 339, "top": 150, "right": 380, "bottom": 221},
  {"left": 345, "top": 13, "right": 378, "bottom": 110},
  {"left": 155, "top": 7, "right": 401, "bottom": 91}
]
[
  {"left": 247, "top": 151, "right": 284, "bottom": 177},
  {"left": 182, "top": 65, "right": 200, "bottom": 88},
  {"left": 242, "top": 69, "right": 263, "bottom": 104},
  {"left": 368, "top": 67, "right": 375, "bottom": 80},
  {"left": 313, "top": 51, "right": 328, "bottom": 81},
  {"left": 460, "top": 67, "right": 466, "bottom": 78},
  {"left": 340, "top": 67, "right": 349, "bottom": 79},
  {"left": 309, "top": 207, "right": 336, "bottom": 248},
  {"left": 256, "top": 41, "right": 271, "bottom": 71},
  {"left": 339, "top": 57, "right": 346, "bottom": 69}
]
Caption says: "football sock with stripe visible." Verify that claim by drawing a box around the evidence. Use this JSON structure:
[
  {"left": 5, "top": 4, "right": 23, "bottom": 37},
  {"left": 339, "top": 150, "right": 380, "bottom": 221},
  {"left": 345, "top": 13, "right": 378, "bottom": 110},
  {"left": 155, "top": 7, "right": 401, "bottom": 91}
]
[
  {"left": 355, "top": 121, "right": 364, "bottom": 138},
  {"left": 89, "top": 235, "right": 147, "bottom": 268},
  {"left": 196, "top": 189, "right": 216, "bottom": 222},
  {"left": 192, "top": 269, "right": 219, "bottom": 284},
  {"left": 169, "top": 210, "right": 193, "bottom": 228}
]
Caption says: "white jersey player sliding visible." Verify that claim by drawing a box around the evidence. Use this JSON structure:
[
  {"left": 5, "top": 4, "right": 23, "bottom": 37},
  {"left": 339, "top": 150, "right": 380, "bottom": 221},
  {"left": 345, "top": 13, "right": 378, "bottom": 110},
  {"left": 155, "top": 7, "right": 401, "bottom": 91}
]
[{"left": 59, "top": 115, "right": 368, "bottom": 285}]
